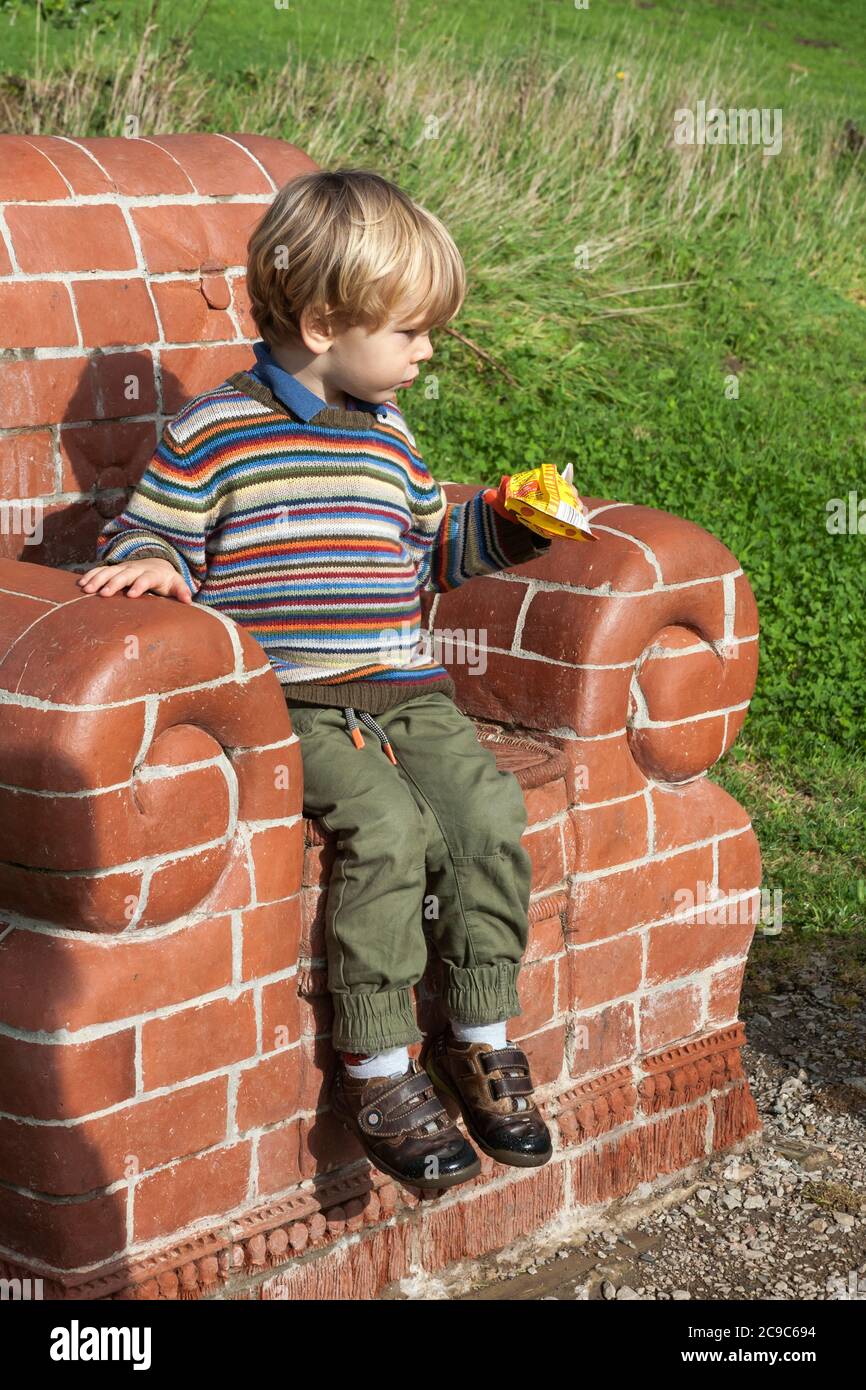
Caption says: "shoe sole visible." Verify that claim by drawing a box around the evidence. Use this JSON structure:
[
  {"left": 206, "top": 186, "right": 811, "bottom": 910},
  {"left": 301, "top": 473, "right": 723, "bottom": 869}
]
[
  {"left": 423, "top": 1052, "right": 553, "bottom": 1169},
  {"left": 332, "top": 1096, "right": 481, "bottom": 1192}
]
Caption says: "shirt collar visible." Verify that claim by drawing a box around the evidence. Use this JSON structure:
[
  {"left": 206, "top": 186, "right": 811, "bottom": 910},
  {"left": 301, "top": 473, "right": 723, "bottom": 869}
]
[{"left": 250, "top": 341, "right": 388, "bottom": 423}]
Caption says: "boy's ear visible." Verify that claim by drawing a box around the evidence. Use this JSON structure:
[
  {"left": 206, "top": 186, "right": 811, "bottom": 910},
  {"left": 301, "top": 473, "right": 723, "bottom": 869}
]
[{"left": 298, "top": 303, "right": 337, "bottom": 352}]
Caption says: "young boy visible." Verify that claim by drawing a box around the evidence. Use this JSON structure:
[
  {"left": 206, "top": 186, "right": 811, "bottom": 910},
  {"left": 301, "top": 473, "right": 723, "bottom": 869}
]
[{"left": 79, "top": 168, "right": 554, "bottom": 1192}]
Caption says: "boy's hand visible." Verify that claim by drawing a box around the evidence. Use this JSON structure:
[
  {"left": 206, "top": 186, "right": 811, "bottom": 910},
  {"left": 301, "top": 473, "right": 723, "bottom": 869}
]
[
  {"left": 482, "top": 474, "right": 513, "bottom": 521},
  {"left": 77, "top": 558, "right": 193, "bottom": 604}
]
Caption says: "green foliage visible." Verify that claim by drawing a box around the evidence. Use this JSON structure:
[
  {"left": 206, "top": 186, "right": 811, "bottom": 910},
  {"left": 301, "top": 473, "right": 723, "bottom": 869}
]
[
  {"left": 5, "top": 0, "right": 88, "bottom": 25},
  {"left": 412, "top": 273, "right": 866, "bottom": 767},
  {"left": 1, "top": 0, "right": 119, "bottom": 30}
]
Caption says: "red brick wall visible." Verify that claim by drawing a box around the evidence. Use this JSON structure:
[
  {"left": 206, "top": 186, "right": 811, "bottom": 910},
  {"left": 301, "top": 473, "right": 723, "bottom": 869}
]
[{"left": 0, "top": 133, "right": 316, "bottom": 570}]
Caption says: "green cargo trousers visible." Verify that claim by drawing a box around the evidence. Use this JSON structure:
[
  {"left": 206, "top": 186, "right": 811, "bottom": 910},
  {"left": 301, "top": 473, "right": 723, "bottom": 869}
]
[{"left": 285, "top": 689, "right": 533, "bottom": 1055}]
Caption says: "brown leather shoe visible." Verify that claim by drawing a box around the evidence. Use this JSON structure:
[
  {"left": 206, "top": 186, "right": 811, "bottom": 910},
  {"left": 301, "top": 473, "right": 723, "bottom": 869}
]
[
  {"left": 420, "top": 1024, "right": 553, "bottom": 1167},
  {"left": 330, "top": 1057, "right": 481, "bottom": 1191}
]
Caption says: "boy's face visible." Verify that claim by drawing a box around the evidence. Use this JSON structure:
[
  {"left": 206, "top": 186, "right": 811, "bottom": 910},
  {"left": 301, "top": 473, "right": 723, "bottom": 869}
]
[{"left": 327, "top": 303, "right": 436, "bottom": 404}]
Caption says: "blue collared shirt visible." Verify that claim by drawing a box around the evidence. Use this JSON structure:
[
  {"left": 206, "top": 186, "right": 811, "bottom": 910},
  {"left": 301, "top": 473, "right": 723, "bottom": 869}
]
[{"left": 249, "top": 340, "right": 390, "bottom": 423}]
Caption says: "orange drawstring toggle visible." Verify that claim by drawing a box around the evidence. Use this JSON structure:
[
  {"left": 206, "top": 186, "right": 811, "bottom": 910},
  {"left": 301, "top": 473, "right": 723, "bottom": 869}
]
[{"left": 343, "top": 706, "right": 397, "bottom": 762}]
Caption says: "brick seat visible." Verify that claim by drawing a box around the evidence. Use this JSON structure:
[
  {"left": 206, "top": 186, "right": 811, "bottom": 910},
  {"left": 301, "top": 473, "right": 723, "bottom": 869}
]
[{"left": 0, "top": 133, "right": 763, "bottom": 1301}]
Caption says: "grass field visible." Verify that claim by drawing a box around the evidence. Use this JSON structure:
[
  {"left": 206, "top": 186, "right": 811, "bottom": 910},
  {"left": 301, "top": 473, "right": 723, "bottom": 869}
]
[
  {"left": 2, "top": 0, "right": 864, "bottom": 112},
  {"left": 2, "top": 0, "right": 865, "bottom": 946}
]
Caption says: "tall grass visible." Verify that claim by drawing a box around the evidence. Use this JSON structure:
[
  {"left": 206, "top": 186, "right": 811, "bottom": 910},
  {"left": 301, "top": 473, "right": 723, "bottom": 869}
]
[{"left": 2, "top": 8, "right": 863, "bottom": 351}]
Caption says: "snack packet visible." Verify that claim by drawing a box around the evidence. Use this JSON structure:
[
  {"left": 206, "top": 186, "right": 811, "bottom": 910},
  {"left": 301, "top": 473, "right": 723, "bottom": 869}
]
[{"left": 496, "top": 463, "right": 594, "bottom": 541}]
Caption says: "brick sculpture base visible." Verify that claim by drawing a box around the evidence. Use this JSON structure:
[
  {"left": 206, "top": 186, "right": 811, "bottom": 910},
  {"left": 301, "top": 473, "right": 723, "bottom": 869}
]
[{"left": 0, "top": 1015, "right": 759, "bottom": 1301}]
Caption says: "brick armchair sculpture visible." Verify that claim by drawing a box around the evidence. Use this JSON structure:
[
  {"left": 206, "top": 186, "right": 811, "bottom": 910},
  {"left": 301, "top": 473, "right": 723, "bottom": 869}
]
[{"left": 0, "top": 134, "right": 762, "bottom": 1301}]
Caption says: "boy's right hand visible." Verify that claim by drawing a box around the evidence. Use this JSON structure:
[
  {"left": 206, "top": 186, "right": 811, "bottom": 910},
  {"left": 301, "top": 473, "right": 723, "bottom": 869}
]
[{"left": 77, "top": 558, "right": 194, "bottom": 605}]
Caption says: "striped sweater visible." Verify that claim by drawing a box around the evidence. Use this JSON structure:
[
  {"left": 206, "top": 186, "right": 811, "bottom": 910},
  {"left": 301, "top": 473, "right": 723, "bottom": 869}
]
[{"left": 94, "top": 368, "right": 553, "bottom": 715}]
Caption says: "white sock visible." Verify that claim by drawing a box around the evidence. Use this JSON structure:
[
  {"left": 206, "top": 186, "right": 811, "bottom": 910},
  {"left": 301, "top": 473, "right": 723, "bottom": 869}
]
[
  {"left": 342, "top": 1045, "right": 410, "bottom": 1079},
  {"left": 449, "top": 1019, "right": 508, "bottom": 1048}
]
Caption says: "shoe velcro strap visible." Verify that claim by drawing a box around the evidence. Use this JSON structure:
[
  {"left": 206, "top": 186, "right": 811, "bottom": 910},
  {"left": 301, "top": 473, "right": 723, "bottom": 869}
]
[
  {"left": 489, "top": 1073, "right": 533, "bottom": 1100},
  {"left": 359, "top": 1093, "right": 446, "bottom": 1138},
  {"left": 358, "top": 1068, "right": 443, "bottom": 1137},
  {"left": 480, "top": 1047, "right": 527, "bottom": 1074}
]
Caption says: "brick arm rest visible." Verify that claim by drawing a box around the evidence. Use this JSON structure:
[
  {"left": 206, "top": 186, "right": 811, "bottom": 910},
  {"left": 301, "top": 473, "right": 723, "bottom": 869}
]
[
  {"left": 0, "top": 559, "right": 302, "bottom": 933},
  {"left": 429, "top": 488, "right": 760, "bottom": 784}
]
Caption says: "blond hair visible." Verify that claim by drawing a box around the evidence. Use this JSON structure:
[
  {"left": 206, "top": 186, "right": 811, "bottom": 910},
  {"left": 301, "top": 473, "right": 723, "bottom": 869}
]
[{"left": 246, "top": 168, "right": 466, "bottom": 347}]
